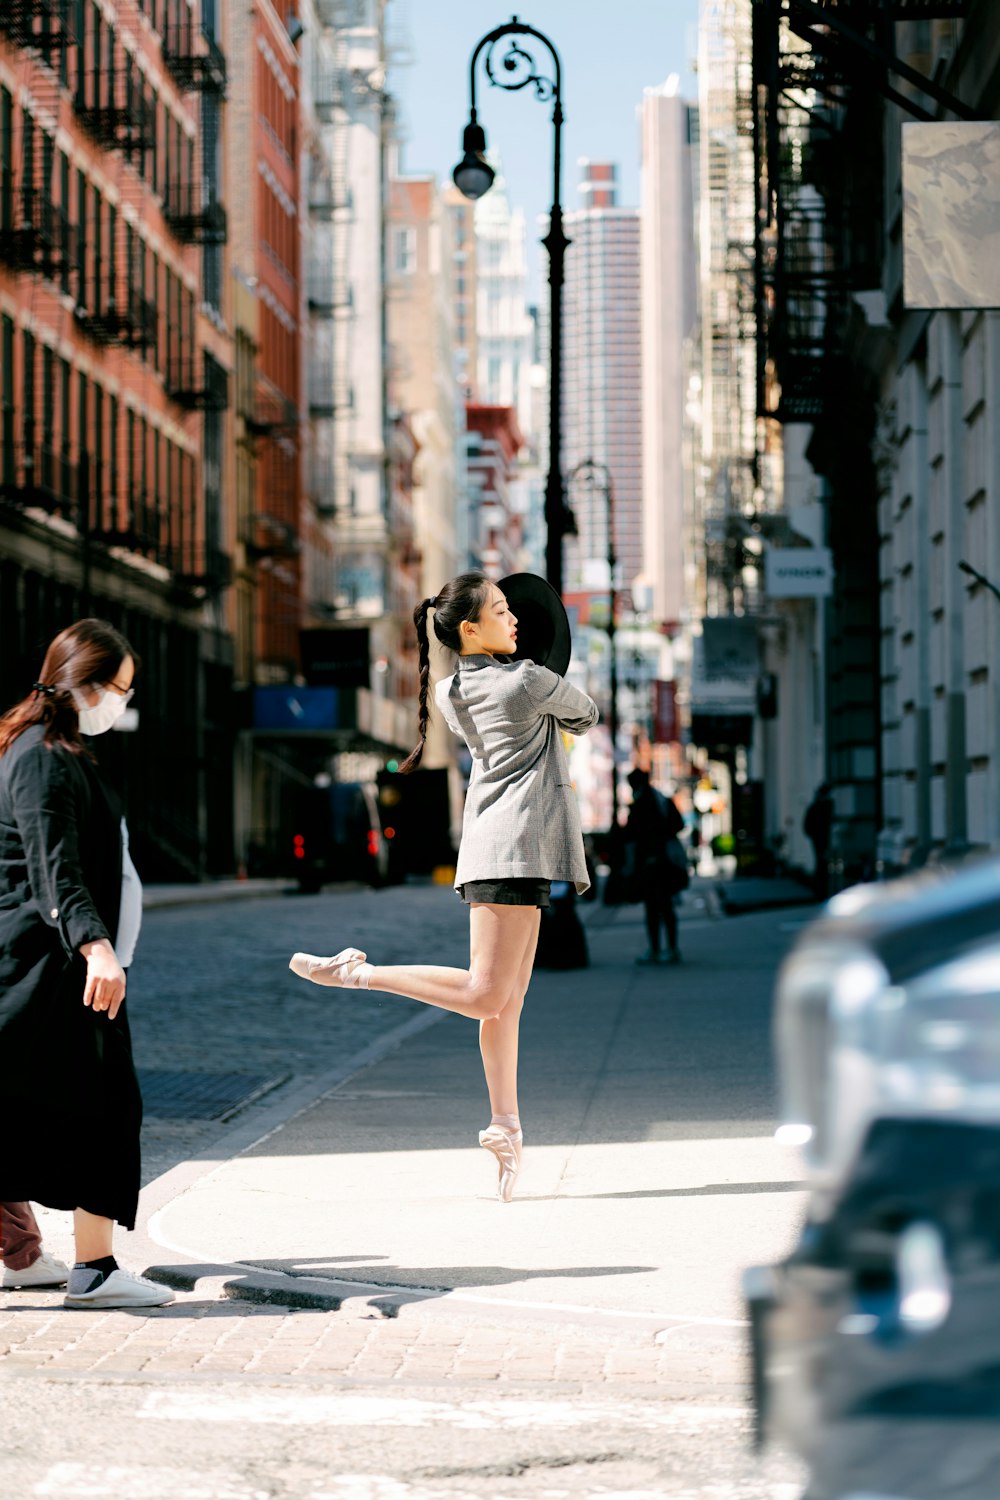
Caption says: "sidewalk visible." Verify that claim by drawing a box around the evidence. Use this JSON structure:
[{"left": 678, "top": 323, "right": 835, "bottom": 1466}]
[
  {"left": 142, "top": 895, "right": 808, "bottom": 1333},
  {"left": 142, "top": 877, "right": 295, "bottom": 910},
  {"left": 714, "top": 874, "right": 818, "bottom": 916}
]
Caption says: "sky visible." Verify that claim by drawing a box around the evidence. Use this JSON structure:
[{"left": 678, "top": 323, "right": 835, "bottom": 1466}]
[{"left": 387, "top": 0, "right": 701, "bottom": 296}]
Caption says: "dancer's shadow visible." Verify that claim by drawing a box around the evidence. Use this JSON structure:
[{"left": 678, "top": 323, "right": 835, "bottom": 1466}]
[{"left": 240, "top": 1257, "right": 656, "bottom": 1306}]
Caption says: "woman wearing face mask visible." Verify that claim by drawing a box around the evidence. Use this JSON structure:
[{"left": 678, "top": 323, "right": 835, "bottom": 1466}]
[
  {"left": 290, "top": 572, "right": 599, "bottom": 1202},
  {"left": 0, "top": 618, "right": 173, "bottom": 1309}
]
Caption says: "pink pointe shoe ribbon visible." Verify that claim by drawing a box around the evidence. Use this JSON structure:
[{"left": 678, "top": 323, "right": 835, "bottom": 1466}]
[{"left": 289, "top": 949, "right": 372, "bottom": 988}]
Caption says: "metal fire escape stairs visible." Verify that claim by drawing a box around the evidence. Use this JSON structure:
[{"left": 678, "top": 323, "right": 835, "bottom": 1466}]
[{"left": 752, "top": 0, "right": 976, "bottom": 424}]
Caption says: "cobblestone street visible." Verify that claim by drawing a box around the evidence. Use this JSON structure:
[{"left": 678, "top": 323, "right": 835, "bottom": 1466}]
[{"left": 128, "top": 885, "right": 466, "bottom": 1183}]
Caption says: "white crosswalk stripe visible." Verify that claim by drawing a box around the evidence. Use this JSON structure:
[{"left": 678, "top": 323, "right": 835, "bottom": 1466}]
[
  {"left": 140, "top": 1389, "right": 748, "bottom": 1431},
  {"left": 33, "top": 1463, "right": 268, "bottom": 1499}
]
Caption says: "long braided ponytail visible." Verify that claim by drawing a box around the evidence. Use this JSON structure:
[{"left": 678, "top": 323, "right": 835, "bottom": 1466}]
[
  {"left": 398, "top": 571, "right": 491, "bottom": 775},
  {"left": 398, "top": 598, "right": 433, "bottom": 774}
]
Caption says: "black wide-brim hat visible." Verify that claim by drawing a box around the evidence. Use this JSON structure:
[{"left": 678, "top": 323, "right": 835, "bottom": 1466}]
[{"left": 497, "top": 573, "right": 572, "bottom": 677}]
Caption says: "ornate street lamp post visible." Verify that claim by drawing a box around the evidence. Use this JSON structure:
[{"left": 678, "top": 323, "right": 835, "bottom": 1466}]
[
  {"left": 453, "top": 16, "right": 576, "bottom": 596},
  {"left": 569, "top": 458, "right": 619, "bottom": 831}
]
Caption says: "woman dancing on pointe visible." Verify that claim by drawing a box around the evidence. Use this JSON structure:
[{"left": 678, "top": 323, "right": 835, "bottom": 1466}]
[{"left": 290, "top": 572, "right": 598, "bottom": 1202}]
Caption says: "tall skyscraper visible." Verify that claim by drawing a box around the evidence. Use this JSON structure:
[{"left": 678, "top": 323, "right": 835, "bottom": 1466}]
[
  {"left": 563, "top": 162, "right": 643, "bottom": 604},
  {"left": 640, "top": 81, "right": 698, "bottom": 630}
]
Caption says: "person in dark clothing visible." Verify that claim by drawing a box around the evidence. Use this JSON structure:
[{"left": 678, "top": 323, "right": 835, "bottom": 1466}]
[
  {"left": 625, "top": 768, "right": 687, "bottom": 965},
  {"left": 804, "top": 783, "right": 835, "bottom": 899},
  {"left": 0, "top": 619, "right": 173, "bottom": 1310}
]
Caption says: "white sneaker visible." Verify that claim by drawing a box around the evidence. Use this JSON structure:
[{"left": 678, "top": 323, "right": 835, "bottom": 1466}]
[
  {"left": 64, "top": 1267, "right": 175, "bottom": 1310},
  {"left": 1, "top": 1249, "right": 70, "bottom": 1289}
]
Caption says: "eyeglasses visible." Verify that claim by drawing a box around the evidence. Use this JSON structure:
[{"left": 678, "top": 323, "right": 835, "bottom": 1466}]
[{"left": 104, "top": 681, "right": 135, "bottom": 702}]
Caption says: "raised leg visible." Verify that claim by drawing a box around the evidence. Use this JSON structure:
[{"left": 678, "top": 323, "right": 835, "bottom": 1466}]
[{"left": 364, "top": 903, "right": 540, "bottom": 1021}]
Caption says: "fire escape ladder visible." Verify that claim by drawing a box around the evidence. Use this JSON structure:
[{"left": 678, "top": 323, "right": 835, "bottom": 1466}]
[
  {"left": 782, "top": 0, "right": 976, "bottom": 123},
  {"left": 752, "top": 0, "right": 908, "bottom": 422}
]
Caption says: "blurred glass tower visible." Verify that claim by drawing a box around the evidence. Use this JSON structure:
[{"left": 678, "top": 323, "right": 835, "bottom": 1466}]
[{"left": 563, "top": 162, "right": 643, "bottom": 605}]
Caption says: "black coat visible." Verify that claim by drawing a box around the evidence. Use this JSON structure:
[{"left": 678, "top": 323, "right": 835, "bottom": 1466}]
[{"left": 0, "top": 724, "right": 142, "bottom": 1227}]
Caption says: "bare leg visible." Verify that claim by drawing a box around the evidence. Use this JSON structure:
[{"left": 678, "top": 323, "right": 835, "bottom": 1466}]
[
  {"left": 365, "top": 903, "right": 540, "bottom": 1021},
  {"left": 73, "top": 1209, "right": 113, "bottom": 1263},
  {"left": 479, "top": 908, "right": 540, "bottom": 1117}
]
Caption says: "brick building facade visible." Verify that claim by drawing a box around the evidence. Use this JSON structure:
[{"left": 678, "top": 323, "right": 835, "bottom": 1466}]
[{"left": 0, "top": 0, "right": 235, "bottom": 878}]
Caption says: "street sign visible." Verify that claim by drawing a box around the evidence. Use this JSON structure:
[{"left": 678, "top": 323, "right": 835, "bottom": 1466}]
[
  {"left": 765, "top": 547, "right": 833, "bottom": 598},
  {"left": 254, "top": 686, "right": 340, "bottom": 730}
]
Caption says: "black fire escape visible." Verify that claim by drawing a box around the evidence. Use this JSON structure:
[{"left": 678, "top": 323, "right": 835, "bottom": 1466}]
[
  {"left": 73, "top": 32, "right": 156, "bottom": 161},
  {"left": 0, "top": 0, "right": 75, "bottom": 54},
  {"left": 166, "top": 349, "right": 230, "bottom": 412},
  {"left": 163, "top": 175, "right": 227, "bottom": 245},
  {"left": 161, "top": 9, "right": 227, "bottom": 96},
  {"left": 752, "top": 0, "right": 975, "bottom": 424},
  {"left": 0, "top": 186, "right": 75, "bottom": 281},
  {"left": 750, "top": 0, "right": 975, "bottom": 884}
]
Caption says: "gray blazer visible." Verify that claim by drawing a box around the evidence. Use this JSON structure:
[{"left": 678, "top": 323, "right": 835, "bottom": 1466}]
[{"left": 435, "top": 654, "right": 599, "bottom": 893}]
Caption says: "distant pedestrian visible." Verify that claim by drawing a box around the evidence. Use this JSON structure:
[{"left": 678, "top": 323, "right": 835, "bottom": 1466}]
[
  {"left": 804, "top": 783, "right": 834, "bottom": 899},
  {"left": 290, "top": 572, "right": 598, "bottom": 1203},
  {"left": 1, "top": 1202, "right": 69, "bottom": 1289},
  {"left": 625, "top": 769, "right": 686, "bottom": 966},
  {"left": 0, "top": 619, "right": 173, "bottom": 1309}
]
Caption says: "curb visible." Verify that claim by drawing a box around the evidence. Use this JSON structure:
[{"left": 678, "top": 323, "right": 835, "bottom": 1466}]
[
  {"left": 716, "top": 891, "right": 817, "bottom": 917},
  {"left": 142, "top": 880, "right": 295, "bottom": 911}
]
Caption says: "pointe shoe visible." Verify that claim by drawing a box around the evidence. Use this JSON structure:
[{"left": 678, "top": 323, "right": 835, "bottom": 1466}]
[
  {"left": 289, "top": 948, "right": 371, "bottom": 988},
  {"left": 479, "top": 1124, "right": 523, "bottom": 1203}
]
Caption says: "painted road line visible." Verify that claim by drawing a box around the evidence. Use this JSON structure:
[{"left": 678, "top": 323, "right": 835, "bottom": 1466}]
[
  {"left": 140, "top": 1390, "right": 749, "bottom": 1430},
  {"left": 34, "top": 1463, "right": 268, "bottom": 1499}
]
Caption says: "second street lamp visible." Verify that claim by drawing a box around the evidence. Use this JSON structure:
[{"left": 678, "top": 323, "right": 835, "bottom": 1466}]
[
  {"left": 453, "top": 15, "right": 576, "bottom": 596},
  {"left": 569, "top": 458, "right": 619, "bottom": 833}
]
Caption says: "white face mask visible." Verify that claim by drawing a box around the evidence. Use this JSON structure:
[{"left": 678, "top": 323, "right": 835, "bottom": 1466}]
[{"left": 73, "top": 686, "right": 131, "bottom": 736}]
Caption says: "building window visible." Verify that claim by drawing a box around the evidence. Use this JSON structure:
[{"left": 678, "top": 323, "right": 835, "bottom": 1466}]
[
  {"left": 58, "top": 150, "right": 71, "bottom": 294},
  {"left": 41, "top": 346, "right": 55, "bottom": 495},
  {"left": 22, "top": 331, "right": 36, "bottom": 471},
  {"left": 1, "top": 315, "right": 13, "bottom": 491},
  {"left": 0, "top": 89, "right": 11, "bottom": 240},
  {"left": 393, "top": 226, "right": 416, "bottom": 275},
  {"left": 77, "top": 371, "right": 88, "bottom": 528},
  {"left": 109, "top": 392, "right": 118, "bottom": 532},
  {"left": 202, "top": 92, "right": 223, "bottom": 311},
  {"left": 126, "top": 406, "right": 136, "bottom": 539},
  {"left": 93, "top": 382, "right": 104, "bottom": 526},
  {"left": 59, "top": 358, "right": 71, "bottom": 507}
]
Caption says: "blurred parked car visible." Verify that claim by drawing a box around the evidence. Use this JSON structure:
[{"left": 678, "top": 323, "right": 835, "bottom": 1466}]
[
  {"left": 745, "top": 858, "right": 1000, "bottom": 1500},
  {"left": 289, "top": 781, "right": 388, "bottom": 893}
]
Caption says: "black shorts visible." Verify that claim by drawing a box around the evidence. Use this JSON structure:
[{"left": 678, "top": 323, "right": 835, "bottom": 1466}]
[{"left": 457, "top": 878, "right": 551, "bottom": 908}]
